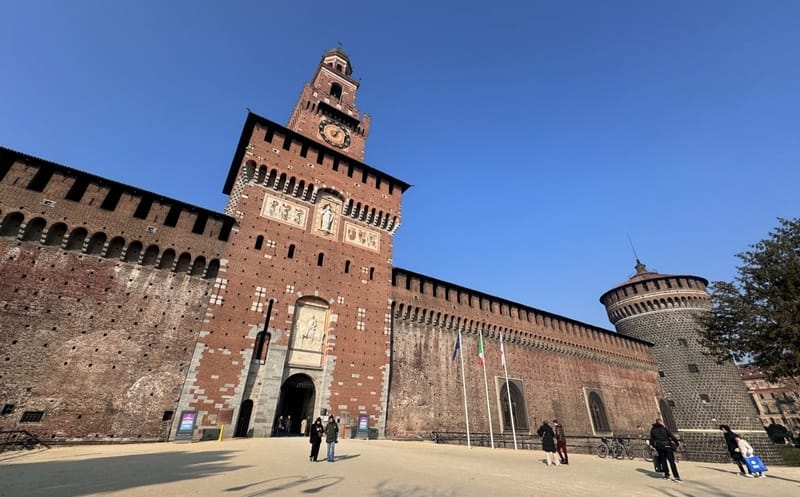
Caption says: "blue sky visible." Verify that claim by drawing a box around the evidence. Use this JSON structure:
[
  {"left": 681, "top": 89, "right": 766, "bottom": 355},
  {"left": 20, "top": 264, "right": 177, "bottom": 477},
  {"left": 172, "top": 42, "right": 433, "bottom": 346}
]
[{"left": 2, "top": 1, "right": 798, "bottom": 328}]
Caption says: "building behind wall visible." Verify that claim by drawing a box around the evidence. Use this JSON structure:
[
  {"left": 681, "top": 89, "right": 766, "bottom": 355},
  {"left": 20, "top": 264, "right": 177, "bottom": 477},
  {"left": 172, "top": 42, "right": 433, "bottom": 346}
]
[
  {"left": 740, "top": 365, "right": 800, "bottom": 437},
  {"left": 600, "top": 261, "right": 781, "bottom": 463}
]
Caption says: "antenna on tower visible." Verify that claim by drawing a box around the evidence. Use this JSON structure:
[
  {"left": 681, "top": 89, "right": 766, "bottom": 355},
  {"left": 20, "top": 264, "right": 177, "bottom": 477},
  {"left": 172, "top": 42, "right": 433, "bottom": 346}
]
[{"left": 627, "top": 233, "right": 640, "bottom": 263}]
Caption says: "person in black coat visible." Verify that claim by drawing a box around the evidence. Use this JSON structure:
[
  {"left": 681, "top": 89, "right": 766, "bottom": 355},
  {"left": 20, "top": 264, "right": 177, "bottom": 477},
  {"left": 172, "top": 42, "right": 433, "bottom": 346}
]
[
  {"left": 649, "top": 418, "right": 681, "bottom": 482},
  {"left": 308, "top": 417, "right": 324, "bottom": 462},
  {"left": 537, "top": 421, "right": 560, "bottom": 466},
  {"left": 720, "top": 424, "right": 752, "bottom": 477}
]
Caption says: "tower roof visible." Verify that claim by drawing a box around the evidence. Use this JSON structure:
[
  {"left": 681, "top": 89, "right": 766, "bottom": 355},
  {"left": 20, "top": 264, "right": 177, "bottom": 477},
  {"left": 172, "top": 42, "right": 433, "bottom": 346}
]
[
  {"left": 599, "top": 259, "right": 709, "bottom": 304},
  {"left": 321, "top": 44, "right": 353, "bottom": 76}
]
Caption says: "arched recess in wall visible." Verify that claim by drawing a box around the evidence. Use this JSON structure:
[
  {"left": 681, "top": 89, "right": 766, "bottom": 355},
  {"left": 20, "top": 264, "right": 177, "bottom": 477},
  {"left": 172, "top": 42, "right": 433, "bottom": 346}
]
[
  {"left": 124, "top": 241, "right": 143, "bottom": 263},
  {"left": 205, "top": 259, "right": 220, "bottom": 279},
  {"left": 85, "top": 232, "right": 107, "bottom": 255},
  {"left": 65, "top": 227, "right": 87, "bottom": 251},
  {"left": 105, "top": 237, "right": 125, "bottom": 259},
  {"left": 0, "top": 212, "right": 24, "bottom": 237},
  {"left": 585, "top": 390, "right": 611, "bottom": 434},
  {"left": 141, "top": 245, "right": 159, "bottom": 266},
  {"left": 174, "top": 252, "right": 192, "bottom": 273},
  {"left": 190, "top": 256, "right": 206, "bottom": 276},
  {"left": 159, "top": 249, "right": 176, "bottom": 270},
  {"left": 21, "top": 217, "right": 46, "bottom": 242},
  {"left": 499, "top": 379, "right": 529, "bottom": 432},
  {"left": 44, "top": 223, "right": 67, "bottom": 246}
]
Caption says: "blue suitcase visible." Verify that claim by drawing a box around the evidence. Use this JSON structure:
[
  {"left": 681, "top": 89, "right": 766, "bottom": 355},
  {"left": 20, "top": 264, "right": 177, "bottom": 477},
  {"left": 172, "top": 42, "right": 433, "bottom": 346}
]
[{"left": 744, "top": 455, "right": 767, "bottom": 473}]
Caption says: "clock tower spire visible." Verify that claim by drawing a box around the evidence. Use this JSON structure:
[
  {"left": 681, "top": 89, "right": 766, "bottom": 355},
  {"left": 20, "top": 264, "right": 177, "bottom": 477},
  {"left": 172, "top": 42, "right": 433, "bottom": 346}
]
[{"left": 287, "top": 45, "right": 371, "bottom": 161}]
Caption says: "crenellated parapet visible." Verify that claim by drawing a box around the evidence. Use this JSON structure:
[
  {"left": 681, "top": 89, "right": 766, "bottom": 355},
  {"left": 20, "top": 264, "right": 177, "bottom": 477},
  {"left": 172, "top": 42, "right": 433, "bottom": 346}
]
[
  {"left": 0, "top": 147, "right": 232, "bottom": 278},
  {"left": 391, "top": 267, "right": 655, "bottom": 368}
]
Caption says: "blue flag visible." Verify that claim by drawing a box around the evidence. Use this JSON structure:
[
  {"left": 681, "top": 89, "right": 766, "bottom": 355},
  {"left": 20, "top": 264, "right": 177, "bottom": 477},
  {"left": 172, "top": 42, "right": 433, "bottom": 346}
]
[{"left": 452, "top": 335, "right": 461, "bottom": 361}]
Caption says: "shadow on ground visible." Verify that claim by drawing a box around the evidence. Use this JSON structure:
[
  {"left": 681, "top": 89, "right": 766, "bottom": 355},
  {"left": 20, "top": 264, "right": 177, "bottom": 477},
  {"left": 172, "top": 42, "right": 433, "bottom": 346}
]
[{"left": 0, "top": 450, "right": 247, "bottom": 497}]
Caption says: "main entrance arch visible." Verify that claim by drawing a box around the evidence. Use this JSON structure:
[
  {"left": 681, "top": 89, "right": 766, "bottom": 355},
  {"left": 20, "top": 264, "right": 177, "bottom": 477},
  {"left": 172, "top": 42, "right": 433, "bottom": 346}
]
[
  {"left": 499, "top": 378, "right": 529, "bottom": 432},
  {"left": 274, "top": 374, "right": 316, "bottom": 436}
]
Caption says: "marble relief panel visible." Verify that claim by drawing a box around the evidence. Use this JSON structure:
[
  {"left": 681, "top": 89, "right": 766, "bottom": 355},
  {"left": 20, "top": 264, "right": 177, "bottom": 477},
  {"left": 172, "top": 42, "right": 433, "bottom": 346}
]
[
  {"left": 343, "top": 221, "right": 381, "bottom": 252},
  {"left": 260, "top": 193, "right": 308, "bottom": 229}
]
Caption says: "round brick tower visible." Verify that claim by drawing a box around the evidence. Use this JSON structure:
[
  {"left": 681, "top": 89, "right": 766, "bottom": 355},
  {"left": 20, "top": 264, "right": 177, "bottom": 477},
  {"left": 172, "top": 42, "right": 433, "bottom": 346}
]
[{"left": 599, "top": 261, "right": 779, "bottom": 463}]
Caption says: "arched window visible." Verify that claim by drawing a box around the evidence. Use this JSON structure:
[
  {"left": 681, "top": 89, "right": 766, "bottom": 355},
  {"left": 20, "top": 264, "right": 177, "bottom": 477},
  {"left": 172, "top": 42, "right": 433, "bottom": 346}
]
[
  {"left": 344, "top": 260, "right": 350, "bottom": 273},
  {"left": 588, "top": 391, "right": 611, "bottom": 433},
  {"left": 499, "top": 379, "right": 529, "bottom": 432},
  {"left": 21, "top": 217, "right": 46, "bottom": 242},
  {"left": 330, "top": 83, "right": 342, "bottom": 100},
  {"left": 369, "top": 267, "right": 375, "bottom": 280}
]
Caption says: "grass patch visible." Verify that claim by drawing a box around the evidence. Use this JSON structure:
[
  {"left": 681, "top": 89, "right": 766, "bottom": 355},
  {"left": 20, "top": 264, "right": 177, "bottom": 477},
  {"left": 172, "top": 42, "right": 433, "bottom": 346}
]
[{"left": 777, "top": 445, "right": 800, "bottom": 466}]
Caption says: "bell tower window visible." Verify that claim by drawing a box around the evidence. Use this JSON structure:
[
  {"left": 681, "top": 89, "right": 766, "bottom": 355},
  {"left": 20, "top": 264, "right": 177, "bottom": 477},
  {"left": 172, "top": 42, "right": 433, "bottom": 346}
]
[{"left": 330, "top": 83, "right": 342, "bottom": 100}]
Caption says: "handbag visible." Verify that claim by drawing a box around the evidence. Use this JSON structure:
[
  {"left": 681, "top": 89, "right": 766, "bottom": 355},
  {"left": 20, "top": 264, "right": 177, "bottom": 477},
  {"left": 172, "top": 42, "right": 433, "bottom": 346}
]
[{"left": 744, "top": 455, "right": 767, "bottom": 473}]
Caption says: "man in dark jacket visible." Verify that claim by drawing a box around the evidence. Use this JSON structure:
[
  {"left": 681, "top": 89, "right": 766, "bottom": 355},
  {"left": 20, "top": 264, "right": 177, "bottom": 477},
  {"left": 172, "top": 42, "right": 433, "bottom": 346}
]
[{"left": 649, "top": 418, "right": 682, "bottom": 482}]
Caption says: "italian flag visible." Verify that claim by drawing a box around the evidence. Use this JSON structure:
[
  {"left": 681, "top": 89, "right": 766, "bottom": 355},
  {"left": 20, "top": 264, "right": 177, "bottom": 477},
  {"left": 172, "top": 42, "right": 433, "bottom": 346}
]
[{"left": 477, "top": 335, "right": 485, "bottom": 365}]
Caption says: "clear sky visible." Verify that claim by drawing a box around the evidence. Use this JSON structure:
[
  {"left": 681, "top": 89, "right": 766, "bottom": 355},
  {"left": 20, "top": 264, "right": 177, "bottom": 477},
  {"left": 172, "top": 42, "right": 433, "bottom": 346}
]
[{"left": 2, "top": 1, "right": 798, "bottom": 329}]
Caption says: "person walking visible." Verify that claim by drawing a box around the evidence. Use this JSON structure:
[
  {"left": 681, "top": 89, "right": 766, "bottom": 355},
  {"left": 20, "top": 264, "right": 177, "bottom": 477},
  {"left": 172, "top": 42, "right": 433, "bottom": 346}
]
[
  {"left": 308, "top": 417, "right": 324, "bottom": 462},
  {"left": 325, "top": 415, "right": 339, "bottom": 462},
  {"left": 649, "top": 418, "right": 682, "bottom": 482},
  {"left": 537, "top": 420, "right": 560, "bottom": 467},
  {"left": 553, "top": 419, "right": 568, "bottom": 465},
  {"left": 735, "top": 435, "right": 764, "bottom": 478},
  {"left": 720, "top": 424, "right": 753, "bottom": 477}
]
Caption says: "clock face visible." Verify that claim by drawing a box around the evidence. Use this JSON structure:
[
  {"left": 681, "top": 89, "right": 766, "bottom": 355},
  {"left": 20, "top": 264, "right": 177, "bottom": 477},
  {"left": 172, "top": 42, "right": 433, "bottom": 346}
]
[{"left": 319, "top": 119, "right": 351, "bottom": 148}]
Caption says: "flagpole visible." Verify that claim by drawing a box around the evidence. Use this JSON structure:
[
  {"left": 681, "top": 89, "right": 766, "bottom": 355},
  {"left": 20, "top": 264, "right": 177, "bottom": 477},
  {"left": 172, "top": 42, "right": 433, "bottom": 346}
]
[
  {"left": 501, "top": 333, "right": 518, "bottom": 450},
  {"left": 479, "top": 330, "right": 495, "bottom": 449},
  {"left": 458, "top": 329, "right": 471, "bottom": 448}
]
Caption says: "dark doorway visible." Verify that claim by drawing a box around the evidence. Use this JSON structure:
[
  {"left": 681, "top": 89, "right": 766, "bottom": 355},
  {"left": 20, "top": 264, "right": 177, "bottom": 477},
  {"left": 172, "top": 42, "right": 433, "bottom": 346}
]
[
  {"left": 234, "top": 399, "right": 253, "bottom": 438},
  {"left": 274, "top": 374, "right": 316, "bottom": 436},
  {"left": 499, "top": 379, "right": 529, "bottom": 432}
]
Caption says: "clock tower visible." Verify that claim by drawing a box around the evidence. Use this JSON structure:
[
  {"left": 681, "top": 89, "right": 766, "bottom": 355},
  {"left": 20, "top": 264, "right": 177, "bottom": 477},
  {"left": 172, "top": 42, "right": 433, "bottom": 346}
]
[{"left": 287, "top": 46, "right": 370, "bottom": 161}]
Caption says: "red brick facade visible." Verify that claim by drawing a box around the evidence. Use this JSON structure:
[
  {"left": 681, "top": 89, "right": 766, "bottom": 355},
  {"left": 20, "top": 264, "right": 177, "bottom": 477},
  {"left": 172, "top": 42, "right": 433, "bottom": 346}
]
[{"left": 1, "top": 49, "right": 664, "bottom": 443}]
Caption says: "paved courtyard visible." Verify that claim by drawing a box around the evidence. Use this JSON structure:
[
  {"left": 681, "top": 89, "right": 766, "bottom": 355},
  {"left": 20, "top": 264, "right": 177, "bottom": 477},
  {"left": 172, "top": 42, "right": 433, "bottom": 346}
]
[{"left": 1, "top": 437, "right": 798, "bottom": 497}]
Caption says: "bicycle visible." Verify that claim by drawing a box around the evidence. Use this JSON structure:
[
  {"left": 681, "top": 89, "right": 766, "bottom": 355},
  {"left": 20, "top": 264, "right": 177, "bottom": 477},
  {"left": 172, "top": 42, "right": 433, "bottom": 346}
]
[{"left": 595, "top": 437, "right": 633, "bottom": 459}]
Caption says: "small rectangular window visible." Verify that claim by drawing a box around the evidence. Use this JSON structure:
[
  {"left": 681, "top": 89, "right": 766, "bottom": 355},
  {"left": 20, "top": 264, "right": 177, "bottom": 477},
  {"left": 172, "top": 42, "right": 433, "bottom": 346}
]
[
  {"left": 699, "top": 394, "right": 710, "bottom": 404},
  {"left": 688, "top": 364, "right": 699, "bottom": 373},
  {"left": 1, "top": 404, "right": 15, "bottom": 415},
  {"left": 19, "top": 410, "right": 44, "bottom": 423},
  {"left": 162, "top": 410, "right": 174, "bottom": 421},
  {"left": 658, "top": 371, "right": 666, "bottom": 377},
  {"left": 678, "top": 338, "right": 688, "bottom": 347}
]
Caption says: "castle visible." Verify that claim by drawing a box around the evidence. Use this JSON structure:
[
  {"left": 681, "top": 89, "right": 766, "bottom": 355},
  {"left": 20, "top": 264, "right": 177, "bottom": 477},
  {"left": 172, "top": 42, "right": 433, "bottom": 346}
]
[{"left": 0, "top": 48, "right": 774, "bottom": 461}]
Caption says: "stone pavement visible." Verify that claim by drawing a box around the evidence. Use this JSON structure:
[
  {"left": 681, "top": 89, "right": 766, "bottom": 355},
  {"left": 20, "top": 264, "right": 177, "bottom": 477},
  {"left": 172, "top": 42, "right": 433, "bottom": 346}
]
[{"left": 1, "top": 438, "right": 799, "bottom": 497}]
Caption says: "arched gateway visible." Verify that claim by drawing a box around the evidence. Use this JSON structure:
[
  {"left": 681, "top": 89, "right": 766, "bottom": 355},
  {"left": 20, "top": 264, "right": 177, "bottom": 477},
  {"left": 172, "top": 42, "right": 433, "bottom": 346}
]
[{"left": 274, "top": 374, "right": 316, "bottom": 436}]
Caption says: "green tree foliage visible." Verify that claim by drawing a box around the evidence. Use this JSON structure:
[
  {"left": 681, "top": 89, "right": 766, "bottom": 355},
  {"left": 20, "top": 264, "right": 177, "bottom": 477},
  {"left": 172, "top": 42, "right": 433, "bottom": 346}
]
[{"left": 701, "top": 217, "right": 800, "bottom": 382}]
